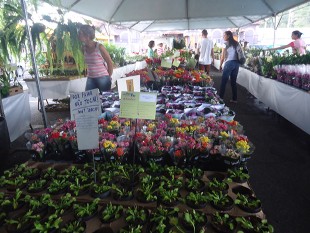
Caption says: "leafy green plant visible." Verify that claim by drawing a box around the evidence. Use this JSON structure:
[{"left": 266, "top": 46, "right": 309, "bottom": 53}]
[
  {"left": 158, "top": 187, "right": 179, "bottom": 204},
  {"left": 5, "top": 210, "right": 39, "bottom": 230},
  {"left": 60, "top": 220, "right": 86, "bottom": 233},
  {"left": 208, "top": 178, "right": 228, "bottom": 191},
  {"left": 100, "top": 202, "right": 123, "bottom": 223},
  {"left": 24, "top": 193, "right": 52, "bottom": 212},
  {"left": 42, "top": 167, "right": 58, "bottom": 179},
  {"left": 5, "top": 175, "right": 27, "bottom": 188},
  {"left": 1, "top": 188, "right": 23, "bottom": 210},
  {"left": 47, "top": 178, "right": 68, "bottom": 194},
  {"left": 119, "top": 225, "right": 143, "bottom": 233},
  {"left": 182, "top": 209, "right": 207, "bottom": 233},
  {"left": 186, "top": 191, "right": 207, "bottom": 206},
  {"left": 136, "top": 181, "right": 157, "bottom": 202},
  {"left": 185, "top": 178, "right": 204, "bottom": 191},
  {"left": 27, "top": 179, "right": 47, "bottom": 192},
  {"left": 235, "top": 193, "right": 261, "bottom": 209},
  {"left": 22, "top": 167, "right": 40, "bottom": 179},
  {"left": 151, "top": 206, "right": 179, "bottom": 224},
  {"left": 206, "top": 191, "right": 231, "bottom": 207},
  {"left": 69, "top": 177, "right": 91, "bottom": 196},
  {"left": 112, "top": 184, "right": 133, "bottom": 199},
  {"left": 92, "top": 182, "right": 111, "bottom": 194},
  {"left": 185, "top": 167, "right": 203, "bottom": 179},
  {"left": 211, "top": 212, "right": 236, "bottom": 231},
  {"left": 53, "top": 193, "right": 76, "bottom": 212},
  {"left": 33, "top": 212, "right": 63, "bottom": 233},
  {"left": 227, "top": 167, "right": 250, "bottom": 182},
  {"left": 254, "top": 218, "right": 274, "bottom": 233},
  {"left": 73, "top": 198, "right": 100, "bottom": 218},
  {"left": 146, "top": 161, "right": 163, "bottom": 174},
  {"left": 236, "top": 216, "right": 254, "bottom": 230},
  {"left": 161, "top": 175, "right": 183, "bottom": 189},
  {"left": 125, "top": 206, "right": 148, "bottom": 225}
]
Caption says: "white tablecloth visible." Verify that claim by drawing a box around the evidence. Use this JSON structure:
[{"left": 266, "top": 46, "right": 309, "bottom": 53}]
[
  {"left": 237, "top": 67, "right": 310, "bottom": 135},
  {"left": 25, "top": 80, "right": 70, "bottom": 99},
  {"left": 25, "top": 61, "right": 148, "bottom": 96},
  {"left": 3, "top": 93, "right": 31, "bottom": 142}
]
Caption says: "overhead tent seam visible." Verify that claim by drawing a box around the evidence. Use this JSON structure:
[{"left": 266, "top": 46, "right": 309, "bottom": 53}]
[{"left": 43, "top": 0, "right": 308, "bottom": 32}]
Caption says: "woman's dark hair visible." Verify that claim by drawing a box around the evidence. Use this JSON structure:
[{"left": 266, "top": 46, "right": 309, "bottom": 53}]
[
  {"left": 292, "top": 30, "right": 303, "bottom": 39},
  {"left": 225, "top": 31, "right": 238, "bottom": 48},
  {"left": 148, "top": 40, "right": 155, "bottom": 48},
  {"left": 79, "top": 25, "right": 96, "bottom": 40}
]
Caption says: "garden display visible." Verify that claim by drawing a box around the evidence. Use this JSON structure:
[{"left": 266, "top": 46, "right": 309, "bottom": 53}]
[{"left": 0, "top": 162, "right": 273, "bottom": 233}]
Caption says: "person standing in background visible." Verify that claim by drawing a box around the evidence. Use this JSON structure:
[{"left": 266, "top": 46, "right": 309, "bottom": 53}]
[
  {"left": 266, "top": 30, "right": 306, "bottom": 55},
  {"left": 147, "top": 40, "right": 155, "bottom": 58},
  {"left": 198, "top": 29, "right": 214, "bottom": 74},
  {"left": 219, "top": 31, "right": 240, "bottom": 103},
  {"left": 157, "top": 43, "right": 164, "bottom": 56},
  {"left": 78, "top": 24, "right": 113, "bottom": 93}
]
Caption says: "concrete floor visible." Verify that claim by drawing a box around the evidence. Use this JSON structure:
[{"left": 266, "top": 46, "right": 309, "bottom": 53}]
[{"left": 2, "top": 67, "right": 310, "bottom": 233}]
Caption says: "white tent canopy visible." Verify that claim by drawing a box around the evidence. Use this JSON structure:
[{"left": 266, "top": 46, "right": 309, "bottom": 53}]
[{"left": 46, "top": 0, "right": 308, "bottom": 31}]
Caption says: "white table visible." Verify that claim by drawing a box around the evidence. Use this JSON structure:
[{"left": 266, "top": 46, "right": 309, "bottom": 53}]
[
  {"left": 2, "top": 93, "right": 31, "bottom": 142},
  {"left": 237, "top": 67, "right": 310, "bottom": 135},
  {"left": 25, "top": 61, "right": 148, "bottom": 96}
]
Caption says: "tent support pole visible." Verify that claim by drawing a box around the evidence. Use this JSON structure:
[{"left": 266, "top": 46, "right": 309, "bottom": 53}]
[{"left": 20, "top": 0, "right": 48, "bottom": 128}]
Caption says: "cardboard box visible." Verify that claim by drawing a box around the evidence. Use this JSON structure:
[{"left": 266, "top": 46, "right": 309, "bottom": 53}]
[{"left": 9, "top": 86, "right": 23, "bottom": 96}]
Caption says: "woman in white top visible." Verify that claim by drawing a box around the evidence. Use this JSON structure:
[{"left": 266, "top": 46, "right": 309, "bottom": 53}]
[
  {"left": 219, "top": 31, "right": 240, "bottom": 103},
  {"left": 267, "top": 30, "right": 306, "bottom": 55}
]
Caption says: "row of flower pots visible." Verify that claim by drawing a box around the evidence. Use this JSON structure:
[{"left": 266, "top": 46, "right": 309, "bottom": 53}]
[{"left": 0, "top": 190, "right": 273, "bottom": 233}]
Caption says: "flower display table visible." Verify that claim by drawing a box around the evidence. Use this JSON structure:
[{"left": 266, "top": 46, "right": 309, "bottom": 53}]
[
  {"left": 2, "top": 92, "right": 31, "bottom": 142},
  {"left": 237, "top": 67, "right": 310, "bottom": 135}
]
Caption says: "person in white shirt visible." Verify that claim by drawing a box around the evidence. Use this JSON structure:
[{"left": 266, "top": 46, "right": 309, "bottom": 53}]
[
  {"left": 157, "top": 43, "right": 164, "bottom": 56},
  {"left": 198, "top": 29, "right": 214, "bottom": 74}
]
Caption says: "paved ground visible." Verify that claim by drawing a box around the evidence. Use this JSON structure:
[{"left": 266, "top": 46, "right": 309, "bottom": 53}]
[{"left": 2, "top": 67, "right": 310, "bottom": 232}]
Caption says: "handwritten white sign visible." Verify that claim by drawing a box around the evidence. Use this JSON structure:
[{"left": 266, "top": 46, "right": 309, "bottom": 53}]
[{"left": 117, "top": 75, "right": 140, "bottom": 99}]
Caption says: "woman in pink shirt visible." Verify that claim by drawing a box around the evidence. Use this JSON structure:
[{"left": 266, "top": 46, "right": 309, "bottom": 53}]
[
  {"left": 78, "top": 25, "right": 114, "bottom": 93},
  {"left": 268, "top": 30, "right": 306, "bottom": 55}
]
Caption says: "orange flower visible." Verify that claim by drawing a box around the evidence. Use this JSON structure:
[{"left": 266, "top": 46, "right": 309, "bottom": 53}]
[
  {"left": 116, "top": 147, "right": 124, "bottom": 157},
  {"left": 174, "top": 149, "right": 183, "bottom": 157}
]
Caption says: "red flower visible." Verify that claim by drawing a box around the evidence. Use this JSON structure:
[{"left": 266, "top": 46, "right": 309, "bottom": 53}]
[
  {"left": 51, "top": 131, "right": 60, "bottom": 139},
  {"left": 116, "top": 147, "right": 124, "bottom": 157},
  {"left": 174, "top": 149, "right": 183, "bottom": 157}
]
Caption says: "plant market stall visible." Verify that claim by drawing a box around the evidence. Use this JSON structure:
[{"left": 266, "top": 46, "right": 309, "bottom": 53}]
[{"left": 237, "top": 67, "right": 310, "bottom": 135}]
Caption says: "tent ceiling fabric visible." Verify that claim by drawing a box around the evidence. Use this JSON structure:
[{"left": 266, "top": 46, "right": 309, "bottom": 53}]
[{"left": 46, "top": 0, "right": 308, "bottom": 31}]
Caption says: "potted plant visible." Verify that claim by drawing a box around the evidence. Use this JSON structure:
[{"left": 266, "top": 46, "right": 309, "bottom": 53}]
[
  {"left": 5, "top": 210, "right": 40, "bottom": 233},
  {"left": 32, "top": 212, "right": 63, "bottom": 233},
  {"left": 1, "top": 189, "right": 24, "bottom": 212},
  {"left": 73, "top": 198, "right": 100, "bottom": 221},
  {"left": 158, "top": 186, "right": 180, "bottom": 207},
  {"left": 24, "top": 194, "right": 52, "bottom": 215},
  {"left": 0, "top": 210, "right": 6, "bottom": 227},
  {"left": 125, "top": 206, "right": 148, "bottom": 226},
  {"left": 136, "top": 181, "right": 158, "bottom": 203},
  {"left": 90, "top": 182, "right": 111, "bottom": 199},
  {"left": 206, "top": 191, "right": 234, "bottom": 211},
  {"left": 235, "top": 194, "right": 262, "bottom": 213},
  {"left": 98, "top": 170, "right": 114, "bottom": 183},
  {"left": 148, "top": 206, "right": 179, "bottom": 233},
  {"left": 47, "top": 178, "right": 69, "bottom": 195},
  {"left": 112, "top": 184, "right": 134, "bottom": 201},
  {"left": 211, "top": 212, "right": 236, "bottom": 233},
  {"left": 185, "top": 178, "right": 205, "bottom": 192},
  {"left": 161, "top": 175, "right": 183, "bottom": 189},
  {"left": 227, "top": 167, "right": 250, "bottom": 183},
  {"left": 232, "top": 185, "right": 253, "bottom": 197},
  {"left": 41, "top": 167, "right": 58, "bottom": 180},
  {"left": 27, "top": 179, "right": 48, "bottom": 193},
  {"left": 59, "top": 220, "right": 86, "bottom": 233},
  {"left": 22, "top": 167, "right": 41, "bottom": 180},
  {"left": 236, "top": 216, "right": 274, "bottom": 233},
  {"left": 52, "top": 193, "right": 76, "bottom": 214},
  {"left": 185, "top": 191, "right": 208, "bottom": 209},
  {"left": 69, "top": 177, "right": 91, "bottom": 196},
  {"left": 119, "top": 225, "right": 143, "bottom": 233},
  {"left": 5, "top": 175, "right": 27, "bottom": 191},
  {"left": 208, "top": 178, "right": 229, "bottom": 194},
  {"left": 164, "top": 166, "right": 183, "bottom": 178},
  {"left": 99, "top": 202, "right": 123, "bottom": 223},
  {"left": 179, "top": 209, "right": 207, "bottom": 232},
  {"left": 184, "top": 167, "right": 204, "bottom": 179},
  {"left": 145, "top": 161, "right": 163, "bottom": 175}
]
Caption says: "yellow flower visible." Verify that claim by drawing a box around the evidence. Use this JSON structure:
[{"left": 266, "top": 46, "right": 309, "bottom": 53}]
[
  {"left": 220, "top": 131, "right": 229, "bottom": 138},
  {"left": 200, "top": 136, "right": 210, "bottom": 144},
  {"left": 103, "top": 140, "right": 117, "bottom": 149},
  {"left": 170, "top": 118, "right": 179, "bottom": 125},
  {"left": 236, "top": 140, "right": 250, "bottom": 153},
  {"left": 124, "top": 121, "right": 131, "bottom": 126},
  {"left": 176, "top": 127, "right": 186, "bottom": 134},
  {"left": 147, "top": 123, "right": 156, "bottom": 130}
]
